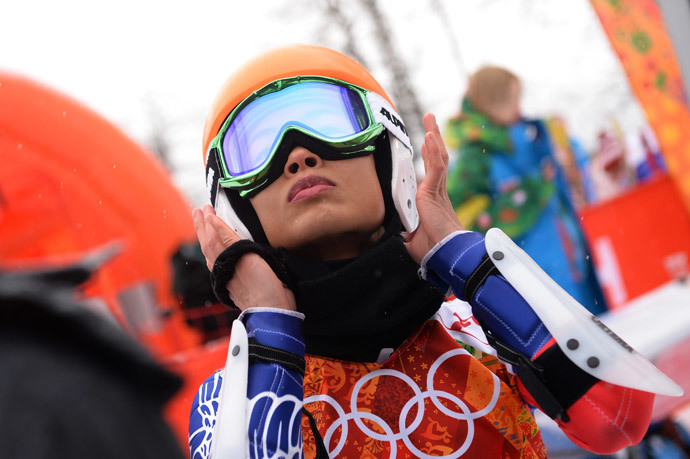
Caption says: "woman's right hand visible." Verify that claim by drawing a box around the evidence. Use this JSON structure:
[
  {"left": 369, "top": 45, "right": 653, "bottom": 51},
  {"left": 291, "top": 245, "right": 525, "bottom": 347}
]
[{"left": 193, "top": 205, "right": 296, "bottom": 312}]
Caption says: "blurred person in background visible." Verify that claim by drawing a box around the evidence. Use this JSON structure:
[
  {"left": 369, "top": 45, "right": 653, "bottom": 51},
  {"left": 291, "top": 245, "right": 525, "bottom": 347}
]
[
  {"left": 0, "top": 250, "right": 186, "bottom": 459},
  {"left": 445, "top": 65, "right": 606, "bottom": 315},
  {"left": 589, "top": 128, "right": 637, "bottom": 202}
]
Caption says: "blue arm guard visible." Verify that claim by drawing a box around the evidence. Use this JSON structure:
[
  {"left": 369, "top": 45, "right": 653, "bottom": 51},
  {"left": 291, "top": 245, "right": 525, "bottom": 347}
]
[
  {"left": 421, "top": 230, "right": 682, "bottom": 418},
  {"left": 189, "top": 308, "right": 306, "bottom": 459},
  {"left": 422, "top": 231, "right": 552, "bottom": 361}
]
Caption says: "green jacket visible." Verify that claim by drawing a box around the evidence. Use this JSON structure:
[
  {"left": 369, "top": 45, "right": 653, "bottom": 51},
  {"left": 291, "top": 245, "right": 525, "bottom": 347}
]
[{"left": 445, "top": 98, "right": 556, "bottom": 238}]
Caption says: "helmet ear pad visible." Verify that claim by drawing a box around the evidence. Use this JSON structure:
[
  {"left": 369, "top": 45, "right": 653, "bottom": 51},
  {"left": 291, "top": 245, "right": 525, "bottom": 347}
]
[
  {"left": 206, "top": 148, "right": 267, "bottom": 243},
  {"left": 372, "top": 131, "right": 404, "bottom": 237},
  {"left": 222, "top": 188, "right": 269, "bottom": 244}
]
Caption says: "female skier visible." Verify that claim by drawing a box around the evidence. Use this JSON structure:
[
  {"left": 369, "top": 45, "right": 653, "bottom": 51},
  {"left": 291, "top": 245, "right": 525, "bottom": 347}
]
[{"left": 188, "top": 45, "right": 678, "bottom": 459}]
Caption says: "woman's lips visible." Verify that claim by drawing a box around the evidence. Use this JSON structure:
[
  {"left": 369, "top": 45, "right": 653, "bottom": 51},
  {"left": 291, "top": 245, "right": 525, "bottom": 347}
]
[{"left": 288, "top": 175, "right": 335, "bottom": 203}]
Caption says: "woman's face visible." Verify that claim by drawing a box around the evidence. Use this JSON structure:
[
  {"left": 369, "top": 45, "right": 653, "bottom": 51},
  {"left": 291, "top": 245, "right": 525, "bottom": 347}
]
[{"left": 249, "top": 146, "right": 386, "bottom": 260}]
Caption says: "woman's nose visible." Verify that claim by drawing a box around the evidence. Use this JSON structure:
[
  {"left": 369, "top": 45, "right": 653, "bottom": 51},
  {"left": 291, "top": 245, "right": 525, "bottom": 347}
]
[{"left": 284, "top": 146, "right": 323, "bottom": 176}]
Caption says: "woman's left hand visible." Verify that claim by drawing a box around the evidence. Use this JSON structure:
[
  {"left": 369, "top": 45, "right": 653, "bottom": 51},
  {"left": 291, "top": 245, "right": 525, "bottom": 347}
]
[{"left": 404, "top": 113, "right": 464, "bottom": 264}]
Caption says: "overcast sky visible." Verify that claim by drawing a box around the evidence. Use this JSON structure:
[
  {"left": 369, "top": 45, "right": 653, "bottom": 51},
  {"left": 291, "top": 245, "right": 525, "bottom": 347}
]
[{"left": 2, "top": 0, "right": 648, "bottom": 207}]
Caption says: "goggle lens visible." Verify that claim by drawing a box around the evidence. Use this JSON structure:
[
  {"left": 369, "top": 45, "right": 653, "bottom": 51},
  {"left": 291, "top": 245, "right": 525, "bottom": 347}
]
[{"left": 220, "top": 81, "right": 371, "bottom": 177}]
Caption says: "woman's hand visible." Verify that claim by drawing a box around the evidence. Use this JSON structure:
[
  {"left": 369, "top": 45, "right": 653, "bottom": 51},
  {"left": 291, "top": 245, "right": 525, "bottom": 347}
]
[
  {"left": 404, "top": 113, "right": 464, "bottom": 264},
  {"left": 193, "top": 205, "right": 296, "bottom": 311}
]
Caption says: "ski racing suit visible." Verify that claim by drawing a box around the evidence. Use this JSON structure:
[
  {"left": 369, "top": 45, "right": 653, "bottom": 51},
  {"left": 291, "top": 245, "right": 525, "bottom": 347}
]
[{"left": 189, "top": 230, "right": 655, "bottom": 458}]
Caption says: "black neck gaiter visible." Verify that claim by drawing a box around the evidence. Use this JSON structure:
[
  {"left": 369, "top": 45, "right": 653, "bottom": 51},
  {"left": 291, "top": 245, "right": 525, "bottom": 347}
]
[{"left": 279, "top": 236, "right": 445, "bottom": 362}]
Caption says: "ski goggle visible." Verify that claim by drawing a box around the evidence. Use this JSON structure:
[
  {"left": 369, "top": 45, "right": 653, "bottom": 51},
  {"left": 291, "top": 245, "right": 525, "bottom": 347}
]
[{"left": 208, "top": 76, "right": 385, "bottom": 197}]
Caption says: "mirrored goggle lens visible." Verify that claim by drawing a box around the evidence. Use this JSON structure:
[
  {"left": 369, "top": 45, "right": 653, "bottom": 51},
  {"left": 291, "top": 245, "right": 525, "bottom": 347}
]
[{"left": 221, "top": 81, "right": 371, "bottom": 177}]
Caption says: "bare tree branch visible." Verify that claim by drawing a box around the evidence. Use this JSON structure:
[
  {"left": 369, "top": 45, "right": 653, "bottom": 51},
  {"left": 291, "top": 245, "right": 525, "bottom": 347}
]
[
  {"left": 429, "top": 0, "right": 468, "bottom": 79},
  {"left": 143, "top": 94, "right": 172, "bottom": 171},
  {"left": 324, "top": 0, "right": 371, "bottom": 67},
  {"left": 358, "top": 0, "right": 426, "bottom": 156}
]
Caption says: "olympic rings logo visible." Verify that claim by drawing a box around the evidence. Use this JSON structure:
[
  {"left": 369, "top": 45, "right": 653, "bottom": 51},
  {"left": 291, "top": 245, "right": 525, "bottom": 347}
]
[{"left": 304, "top": 348, "right": 501, "bottom": 458}]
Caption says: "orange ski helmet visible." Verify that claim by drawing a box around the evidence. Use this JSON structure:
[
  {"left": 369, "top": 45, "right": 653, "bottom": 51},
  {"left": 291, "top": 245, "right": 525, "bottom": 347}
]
[
  {"left": 202, "top": 44, "right": 395, "bottom": 159},
  {"left": 203, "top": 44, "right": 418, "bottom": 242}
]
